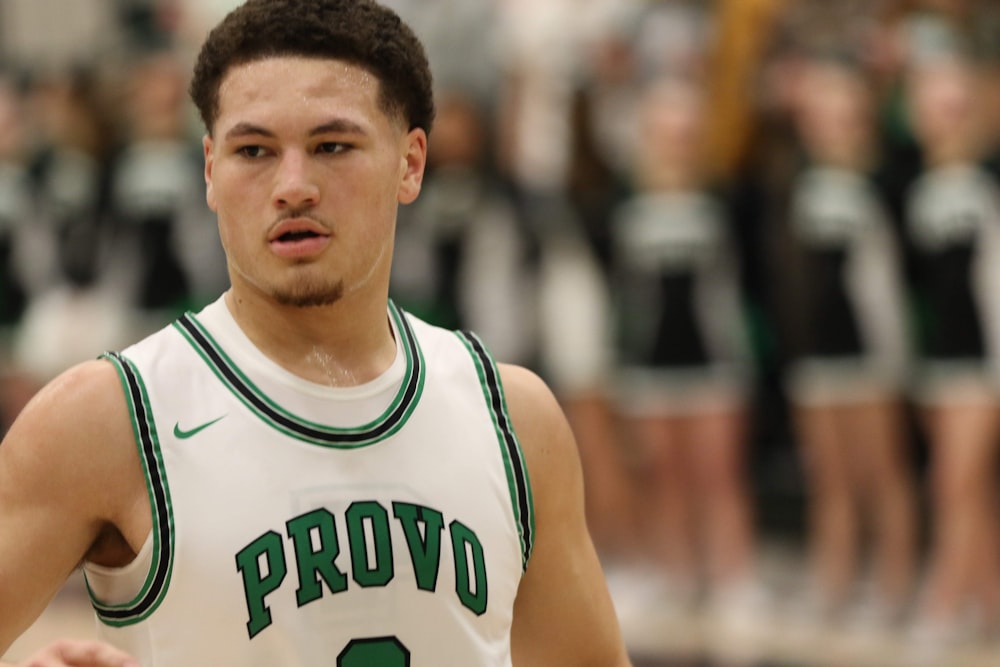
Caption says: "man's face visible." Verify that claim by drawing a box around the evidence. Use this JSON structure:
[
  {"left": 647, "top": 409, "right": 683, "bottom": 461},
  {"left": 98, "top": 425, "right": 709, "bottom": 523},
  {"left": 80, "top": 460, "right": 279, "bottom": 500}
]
[{"left": 204, "top": 56, "right": 426, "bottom": 308}]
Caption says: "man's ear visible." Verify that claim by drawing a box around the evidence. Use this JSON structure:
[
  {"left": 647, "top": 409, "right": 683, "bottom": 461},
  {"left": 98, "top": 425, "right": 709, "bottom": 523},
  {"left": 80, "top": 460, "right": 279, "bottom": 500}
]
[
  {"left": 398, "top": 128, "right": 427, "bottom": 205},
  {"left": 203, "top": 134, "right": 218, "bottom": 212}
]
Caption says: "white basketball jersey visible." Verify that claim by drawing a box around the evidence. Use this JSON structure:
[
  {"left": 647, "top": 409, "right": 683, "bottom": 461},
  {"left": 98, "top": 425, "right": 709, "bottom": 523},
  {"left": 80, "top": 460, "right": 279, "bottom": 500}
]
[{"left": 82, "top": 297, "right": 534, "bottom": 666}]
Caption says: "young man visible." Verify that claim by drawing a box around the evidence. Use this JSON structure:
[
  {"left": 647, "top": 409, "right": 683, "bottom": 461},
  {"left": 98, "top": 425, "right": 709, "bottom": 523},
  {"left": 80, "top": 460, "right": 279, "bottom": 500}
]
[{"left": 0, "top": 1, "right": 632, "bottom": 665}]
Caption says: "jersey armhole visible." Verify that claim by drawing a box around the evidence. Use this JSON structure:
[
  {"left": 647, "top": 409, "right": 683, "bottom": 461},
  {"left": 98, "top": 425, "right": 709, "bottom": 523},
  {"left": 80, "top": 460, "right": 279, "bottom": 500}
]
[
  {"left": 84, "top": 352, "right": 175, "bottom": 627},
  {"left": 454, "top": 331, "right": 536, "bottom": 572}
]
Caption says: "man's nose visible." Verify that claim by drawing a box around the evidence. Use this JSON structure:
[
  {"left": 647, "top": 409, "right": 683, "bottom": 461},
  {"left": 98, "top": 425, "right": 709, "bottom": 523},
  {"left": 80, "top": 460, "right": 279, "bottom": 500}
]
[{"left": 272, "top": 150, "right": 320, "bottom": 209}]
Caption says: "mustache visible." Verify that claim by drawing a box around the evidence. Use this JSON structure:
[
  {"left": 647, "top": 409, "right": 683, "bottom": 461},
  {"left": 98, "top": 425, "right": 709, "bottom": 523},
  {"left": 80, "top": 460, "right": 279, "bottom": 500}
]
[{"left": 273, "top": 208, "right": 332, "bottom": 229}]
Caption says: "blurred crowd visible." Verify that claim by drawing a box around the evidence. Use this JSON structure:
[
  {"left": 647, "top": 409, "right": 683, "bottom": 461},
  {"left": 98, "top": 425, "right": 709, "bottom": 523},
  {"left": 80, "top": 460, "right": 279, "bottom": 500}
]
[{"left": 4, "top": 0, "right": 1000, "bottom": 661}]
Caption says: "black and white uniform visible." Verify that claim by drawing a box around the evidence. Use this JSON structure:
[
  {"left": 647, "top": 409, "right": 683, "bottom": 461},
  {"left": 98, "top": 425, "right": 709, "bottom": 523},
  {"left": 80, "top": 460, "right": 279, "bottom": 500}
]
[
  {"left": 610, "top": 190, "right": 750, "bottom": 416},
  {"left": 784, "top": 166, "right": 910, "bottom": 406},
  {"left": 905, "top": 163, "right": 1000, "bottom": 404}
]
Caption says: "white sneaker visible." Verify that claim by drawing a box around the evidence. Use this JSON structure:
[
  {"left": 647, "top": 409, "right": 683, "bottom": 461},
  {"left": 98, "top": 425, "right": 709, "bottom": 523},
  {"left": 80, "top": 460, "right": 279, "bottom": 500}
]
[
  {"left": 843, "top": 590, "right": 908, "bottom": 639},
  {"left": 774, "top": 585, "right": 844, "bottom": 655},
  {"left": 605, "top": 566, "right": 697, "bottom": 627},
  {"left": 607, "top": 566, "right": 700, "bottom": 655},
  {"left": 904, "top": 609, "right": 982, "bottom": 667},
  {"left": 703, "top": 580, "right": 774, "bottom": 660}
]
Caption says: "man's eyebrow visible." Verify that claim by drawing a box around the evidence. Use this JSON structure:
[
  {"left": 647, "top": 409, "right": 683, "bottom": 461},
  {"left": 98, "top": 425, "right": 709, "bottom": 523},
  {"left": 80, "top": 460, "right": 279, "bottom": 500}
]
[
  {"left": 309, "top": 119, "right": 367, "bottom": 136},
  {"left": 223, "top": 122, "right": 274, "bottom": 141},
  {"left": 222, "top": 119, "right": 368, "bottom": 142}
]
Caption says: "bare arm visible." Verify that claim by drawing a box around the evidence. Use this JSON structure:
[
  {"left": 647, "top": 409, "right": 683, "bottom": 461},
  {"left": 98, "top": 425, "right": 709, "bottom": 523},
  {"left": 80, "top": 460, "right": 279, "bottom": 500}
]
[
  {"left": 0, "top": 360, "right": 145, "bottom": 664},
  {"left": 502, "top": 364, "right": 632, "bottom": 667}
]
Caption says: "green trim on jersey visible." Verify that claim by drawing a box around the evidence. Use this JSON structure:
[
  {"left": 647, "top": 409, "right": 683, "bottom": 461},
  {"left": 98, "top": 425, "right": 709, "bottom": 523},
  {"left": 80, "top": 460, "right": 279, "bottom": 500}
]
[
  {"left": 173, "top": 300, "right": 425, "bottom": 448},
  {"left": 456, "top": 331, "right": 535, "bottom": 571},
  {"left": 86, "top": 352, "right": 175, "bottom": 626}
]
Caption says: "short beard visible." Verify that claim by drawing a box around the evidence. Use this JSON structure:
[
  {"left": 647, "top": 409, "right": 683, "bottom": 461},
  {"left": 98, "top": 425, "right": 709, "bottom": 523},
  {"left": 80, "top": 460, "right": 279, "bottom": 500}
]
[{"left": 271, "top": 279, "right": 345, "bottom": 308}]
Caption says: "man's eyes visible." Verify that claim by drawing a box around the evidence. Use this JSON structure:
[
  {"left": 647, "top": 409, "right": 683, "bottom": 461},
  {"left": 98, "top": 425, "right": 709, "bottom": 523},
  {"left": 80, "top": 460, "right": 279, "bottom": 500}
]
[
  {"left": 316, "top": 142, "right": 349, "bottom": 154},
  {"left": 236, "top": 145, "right": 268, "bottom": 158},
  {"left": 234, "top": 143, "right": 349, "bottom": 158}
]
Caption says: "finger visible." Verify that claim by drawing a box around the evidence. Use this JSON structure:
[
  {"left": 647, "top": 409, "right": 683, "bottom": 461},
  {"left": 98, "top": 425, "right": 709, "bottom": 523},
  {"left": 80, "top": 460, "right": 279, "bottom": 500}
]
[{"left": 50, "top": 639, "right": 139, "bottom": 666}]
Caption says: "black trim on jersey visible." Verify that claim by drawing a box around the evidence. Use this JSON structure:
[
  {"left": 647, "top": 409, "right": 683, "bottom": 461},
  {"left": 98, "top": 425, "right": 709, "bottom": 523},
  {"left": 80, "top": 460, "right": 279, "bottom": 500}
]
[
  {"left": 174, "top": 303, "right": 423, "bottom": 446},
  {"left": 457, "top": 331, "right": 533, "bottom": 569},
  {"left": 91, "top": 352, "right": 173, "bottom": 623}
]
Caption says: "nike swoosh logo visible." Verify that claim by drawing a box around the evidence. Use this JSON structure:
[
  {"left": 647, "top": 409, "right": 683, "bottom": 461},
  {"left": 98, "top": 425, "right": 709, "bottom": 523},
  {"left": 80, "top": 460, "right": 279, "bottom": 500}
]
[{"left": 173, "top": 415, "right": 226, "bottom": 439}]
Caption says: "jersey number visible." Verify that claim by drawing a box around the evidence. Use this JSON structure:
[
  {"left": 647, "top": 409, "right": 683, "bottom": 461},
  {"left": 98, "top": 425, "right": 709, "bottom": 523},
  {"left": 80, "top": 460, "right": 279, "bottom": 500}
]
[{"left": 337, "top": 636, "right": 410, "bottom": 666}]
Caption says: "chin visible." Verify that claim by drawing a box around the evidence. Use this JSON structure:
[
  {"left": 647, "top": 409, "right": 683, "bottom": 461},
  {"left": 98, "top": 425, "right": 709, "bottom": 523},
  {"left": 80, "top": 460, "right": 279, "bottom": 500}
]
[{"left": 271, "top": 281, "right": 345, "bottom": 308}]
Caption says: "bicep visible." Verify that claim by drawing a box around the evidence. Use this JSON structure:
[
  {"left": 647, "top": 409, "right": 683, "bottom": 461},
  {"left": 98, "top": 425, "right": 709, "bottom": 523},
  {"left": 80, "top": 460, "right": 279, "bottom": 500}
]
[
  {"left": 502, "top": 365, "right": 630, "bottom": 667},
  {"left": 0, "top": 468, "right": 96, "bottom": 651},
  {"left": 0, "top": 361, "right": 131, "bottom": 652}
]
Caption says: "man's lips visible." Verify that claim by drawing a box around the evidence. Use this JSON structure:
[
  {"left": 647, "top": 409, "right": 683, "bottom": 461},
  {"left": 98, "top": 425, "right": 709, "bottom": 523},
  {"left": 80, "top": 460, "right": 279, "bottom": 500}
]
[
  {"left": 268, "top": 218, "right": 331, "bottom": 243},
  {"left": 268, "top": 218, "right": 332, "bottom": 258}
]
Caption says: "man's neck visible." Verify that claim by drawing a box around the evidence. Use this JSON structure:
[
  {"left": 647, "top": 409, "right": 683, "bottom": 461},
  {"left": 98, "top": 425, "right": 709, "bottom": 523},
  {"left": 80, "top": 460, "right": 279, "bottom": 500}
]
[{"left": 223, "top": 290, "right": 397, "bottom": 387}]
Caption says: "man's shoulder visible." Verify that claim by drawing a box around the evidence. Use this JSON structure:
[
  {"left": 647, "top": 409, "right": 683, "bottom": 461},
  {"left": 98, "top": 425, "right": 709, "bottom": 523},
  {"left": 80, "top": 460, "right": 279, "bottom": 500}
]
[
  {"left": 43, "top": 358, "right": 130, "bottom": 407},
  {"left": 6, "top": 359, "right": 135, "bottom": 466},
  {"left": 495, "top": 363, "right": 574, "bottom": 459},
  {"left": 496, "top": 363, "right": 551, "bottom": 401},
  {"left": 0, "top": 358, "right": 140, "bottom": 534}
]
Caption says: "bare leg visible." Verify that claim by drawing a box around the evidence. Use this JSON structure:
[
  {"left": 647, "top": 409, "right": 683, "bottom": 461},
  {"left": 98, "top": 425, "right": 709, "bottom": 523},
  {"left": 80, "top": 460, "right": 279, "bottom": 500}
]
[
  {"left": 629, "top": 414, "right": 699, "bottom": 591},
  {"left": 564, "top": 392, "right": 639, "bottom": 563},
  {"left": 919, "top": 401, "right": 1000, "bottom": 627},
  {"left": 794, "top": 402, "right": 860, "bottom": 613},
  {"left": 844, "top": 398, "right": 917, "bottom": 615},
  {"left": 687, "top": 406, "right": 754, "bottom": 590}
]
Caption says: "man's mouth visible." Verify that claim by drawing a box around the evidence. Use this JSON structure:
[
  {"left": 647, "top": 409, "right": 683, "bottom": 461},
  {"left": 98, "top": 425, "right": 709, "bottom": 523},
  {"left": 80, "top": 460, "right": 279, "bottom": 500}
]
[
  {"left": 268, "top": 219, "right": 331, "bottom": 258},
  {"left": 277, "top": 229, "right": 322, "bottom": 242}
]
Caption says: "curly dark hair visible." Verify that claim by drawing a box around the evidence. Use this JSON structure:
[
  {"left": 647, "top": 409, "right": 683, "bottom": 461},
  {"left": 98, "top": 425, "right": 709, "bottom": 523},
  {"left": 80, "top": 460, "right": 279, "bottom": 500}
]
[{"left": 189, "top": 0, "right": 434, "bottom": 135}]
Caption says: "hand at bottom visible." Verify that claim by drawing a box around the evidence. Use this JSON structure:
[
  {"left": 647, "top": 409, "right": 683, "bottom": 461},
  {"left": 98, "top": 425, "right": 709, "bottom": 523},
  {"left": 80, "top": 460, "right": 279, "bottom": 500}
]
[{"left": 10, "top": 639, "right": 138, "bottom": 667}]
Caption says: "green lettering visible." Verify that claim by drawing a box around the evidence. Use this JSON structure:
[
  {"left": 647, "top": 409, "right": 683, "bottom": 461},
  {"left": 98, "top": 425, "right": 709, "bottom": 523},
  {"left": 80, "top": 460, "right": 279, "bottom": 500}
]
[
  {"left": 392, "top": 502, "right": 444, "bottom": 592},
  {"left": 450, "top": 520, "right": 487, "bottom": 615},
  {"left": 346, "top": 501, "right": 394, "bottom": 587},
  {"left": 235, "top": 530, "right": 287, "bottom": 638},
  {"left": 286, "top": 508, "right": 348, "bottom": 607}
]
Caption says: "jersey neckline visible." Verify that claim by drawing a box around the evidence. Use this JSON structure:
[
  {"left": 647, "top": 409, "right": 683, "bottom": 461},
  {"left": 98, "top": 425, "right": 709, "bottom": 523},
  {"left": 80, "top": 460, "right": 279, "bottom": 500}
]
[{"left": 173, "top": 299, "right": 425, "bottom": 448}]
